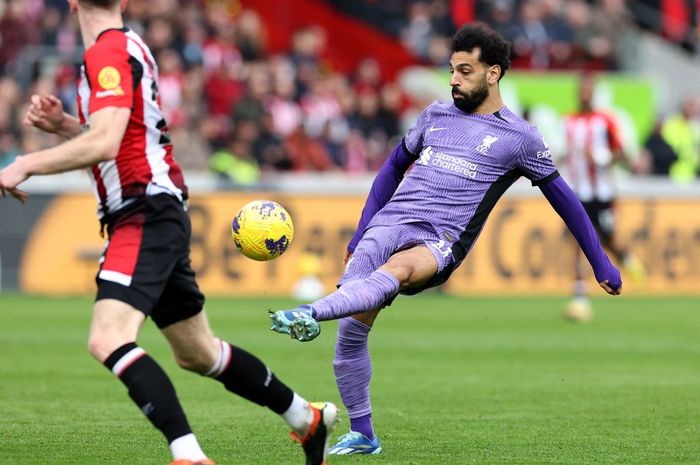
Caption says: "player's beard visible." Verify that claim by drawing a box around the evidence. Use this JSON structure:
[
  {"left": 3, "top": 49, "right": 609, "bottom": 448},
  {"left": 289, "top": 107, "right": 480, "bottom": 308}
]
[{"left": 452, "top": 76, "right": 489, "bottom": 113}]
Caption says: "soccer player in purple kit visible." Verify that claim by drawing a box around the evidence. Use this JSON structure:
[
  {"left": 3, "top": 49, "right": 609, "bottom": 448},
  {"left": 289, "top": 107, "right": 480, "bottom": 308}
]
[{"left": 269, "top": 23, "right": 622, "bottom": 455}]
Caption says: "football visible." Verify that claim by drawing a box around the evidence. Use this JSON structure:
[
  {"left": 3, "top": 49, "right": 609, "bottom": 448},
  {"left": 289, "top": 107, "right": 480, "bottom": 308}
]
[{"left": 231, "top": 200, "right": 294, "bottom": 261}]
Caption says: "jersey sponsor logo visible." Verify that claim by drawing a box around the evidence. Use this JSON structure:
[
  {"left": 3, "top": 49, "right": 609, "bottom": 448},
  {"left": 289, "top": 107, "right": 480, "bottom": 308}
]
[
  {"left": 429, "top": 125, "right": 447, "bottom": 132},
  {"left": 537, "top": 137, "right": 552, "bottom": 158},
  {"left": 418, "top": 146, "right": 478, "bottom": 178},
  {"left": 476, "top": 134, "right": 499, "bottom": 155},
  {"left": 95, "top": 88, "right": 125, "bottom": 98},
  {"left": 96, "top": 66, "right": 124, "bottom": 97}
]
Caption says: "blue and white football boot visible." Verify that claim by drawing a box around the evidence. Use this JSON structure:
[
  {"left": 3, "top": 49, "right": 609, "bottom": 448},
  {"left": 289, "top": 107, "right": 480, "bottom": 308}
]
[
  {"left": 328, "top": 431, "right": 383, "bottom": 455},
  {"left": 269, "top": 305, "right": 321, "bottom": 342}
]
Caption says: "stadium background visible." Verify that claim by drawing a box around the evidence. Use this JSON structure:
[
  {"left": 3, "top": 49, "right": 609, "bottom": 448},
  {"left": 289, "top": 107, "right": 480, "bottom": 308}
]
[
  {"left": 1, "top": 2, "right": 700, "bottom": 465},
  {"left": 1, "top": 0, "right": 700, "bottom": 297}
]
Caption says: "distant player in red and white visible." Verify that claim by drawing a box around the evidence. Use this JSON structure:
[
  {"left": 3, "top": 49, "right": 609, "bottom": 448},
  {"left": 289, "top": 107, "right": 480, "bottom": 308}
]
[
  {"left": 562, "top": 74, "right": 645, "bottom": 321},
  {"left": 0, "top": 1, "right": 338, "bottom": 464}
]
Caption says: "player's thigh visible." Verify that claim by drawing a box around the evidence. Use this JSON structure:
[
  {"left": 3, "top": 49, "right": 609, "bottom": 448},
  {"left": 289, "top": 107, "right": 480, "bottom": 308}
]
[
  {"left": 380, "top": 245, "right": 438, "bottom": 291},
  {"left": 89, "top": 299, "right": 146, "bottom": 362},
  {"left": 160, "top": 310, "right": 218, "bottom": 373}
]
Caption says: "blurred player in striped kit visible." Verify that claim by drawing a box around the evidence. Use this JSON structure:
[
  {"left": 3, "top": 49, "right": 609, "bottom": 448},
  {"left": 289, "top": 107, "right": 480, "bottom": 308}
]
[{"left": 562, "top": 74, "right": 646, "bottom": 322}]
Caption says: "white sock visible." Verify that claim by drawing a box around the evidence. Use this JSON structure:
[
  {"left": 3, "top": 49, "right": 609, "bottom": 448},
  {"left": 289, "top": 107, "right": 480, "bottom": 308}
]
[
  {"left": 282, "top": 392, "right": 313, "bottom": 434},
  {"left": 170, "top": 433, "right": 207, "bottom": 461}
]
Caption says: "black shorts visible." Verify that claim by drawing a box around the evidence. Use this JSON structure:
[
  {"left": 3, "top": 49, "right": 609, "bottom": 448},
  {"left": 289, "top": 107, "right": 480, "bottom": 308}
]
[
  {"left": 95, "top": 194, "right": 205, "bottom": 328},
  {"left": 582, "top": 199, "right": 616, "bottom": 244}
]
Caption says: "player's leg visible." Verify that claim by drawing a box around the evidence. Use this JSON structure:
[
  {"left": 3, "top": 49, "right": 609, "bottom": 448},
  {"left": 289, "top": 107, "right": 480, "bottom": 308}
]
[
  {"left": 94, "top": 195, "right": 214, "bottom": 464},
  {"left": 87, "top": 298, "right": 208, "bottom": 463},
  {"left": 270, "top": 244, "right": 438, "bottom": 340},
  {"left": 309, "top": 245, "right": 438, "bottom": 320},
  {"left": 160, "top": 311, "right": 338, "bottom": 465},
  {"left": 563, "top": 247, "right": 593, "bottom": 322},
  {"left": 329, "top": 310, "right": 383, "bottom": 455}
]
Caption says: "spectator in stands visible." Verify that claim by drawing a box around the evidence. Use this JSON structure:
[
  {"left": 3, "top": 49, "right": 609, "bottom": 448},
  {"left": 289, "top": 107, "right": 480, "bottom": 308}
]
[
  {"left": 253, "top": 113, "right": 292, "bottom": 171},
  {"left": 0, "top": 0, "right": 38, "bottom": 73},
  {"left": 661, "top": 94, "right": 700, "bottom": 183},
  {"left": 285, "top": 121, "right": 337, "bottom": 171},
  {"left": 640, "top": 121, "right": 678, "bottom": 176},
  {"left": 509, "top": 0, "right": 555, "bottom": 69},
  {"left": 235, "top": 10, "right": 267, "bottom": 61},
  {"left": 400, "top": 1, "right": 435, "bottom": 60},
  {"left": 541, "top": 0, "right": 574, "bottom": 68}
]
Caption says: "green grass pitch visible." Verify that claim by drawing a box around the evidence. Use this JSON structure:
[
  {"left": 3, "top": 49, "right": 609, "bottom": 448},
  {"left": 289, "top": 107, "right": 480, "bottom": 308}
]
[{"left": 0, "top": 293, "right": 698, "bottom": 464}]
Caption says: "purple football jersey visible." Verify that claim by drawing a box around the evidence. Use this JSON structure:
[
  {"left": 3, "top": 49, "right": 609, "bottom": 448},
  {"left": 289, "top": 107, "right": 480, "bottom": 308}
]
[{"left": 367, "top": 101, "right": 557, "bottom": 262}]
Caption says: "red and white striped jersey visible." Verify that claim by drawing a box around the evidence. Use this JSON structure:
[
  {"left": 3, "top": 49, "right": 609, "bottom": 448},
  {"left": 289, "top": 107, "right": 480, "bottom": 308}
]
[
  {"left": 77, "top": 28, "right": 187, "bottom": 218},
  {"left": 563, "top": 110, "right": 623, "bottom": 202}
]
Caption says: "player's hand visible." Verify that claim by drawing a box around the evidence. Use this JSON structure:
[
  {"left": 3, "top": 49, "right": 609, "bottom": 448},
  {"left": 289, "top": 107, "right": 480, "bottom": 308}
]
[
  {"left": 23, "top": 94, "right": 65, "bottom": 134},
  {"left": 0, "top": 160, "right": 30, "bottom": 204},
  {"left": 343, "top": 250, "right": 353, "bottom": 266},
  {"left": 599, "top": 279, "right": 622, "bottom": 295}
]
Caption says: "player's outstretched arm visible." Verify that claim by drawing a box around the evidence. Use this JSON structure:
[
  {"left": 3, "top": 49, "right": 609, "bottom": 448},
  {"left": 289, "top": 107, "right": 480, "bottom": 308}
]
[
  {"left": 539, "top": 175, "right": 622, "bottom": 295},
  {"left": 0, "top": 106, "right": 130, "bottom": 201},
  {"left": 347, "top": 141, "right": 416, "bottom": 252},
  {"left": 23, "top": 94, "right": 81, "bottom": 140}
]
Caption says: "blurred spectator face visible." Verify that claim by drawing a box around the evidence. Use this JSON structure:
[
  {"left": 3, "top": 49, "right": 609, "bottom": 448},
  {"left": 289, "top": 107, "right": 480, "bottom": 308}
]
[
  {"left": 357, "top": 89, "right": 380, "bottom": 118},
  {"left": 541, "top": 0, "right": 562, "bottom": 17},
  {"left": 427, "top": 35, "right": 450, "bottom": 66},
  {"left": 158, "top": 49, "right": 182, "bottom": 75},
  {"left": 599, "top": 0, "right": 626, "bottom": 16},
  {"left": 274, "top": 75, "right": 296, "bottom": 100},
  {"left": 291, "top": 26, "right": 326, "bottom": 59},
  {"left": 449, "top": 50, "right": 490, "bottom": 113},
  {"left": 0, "top": 77, "right": 21, "bottom": 108},
  {"left": 681, "top": 96, "right": 700, "bottom": 119},
  {"left": 125, "top": 0, "right": 149, "bottom": 23},
  {"left": 520, "top": 0, "right": 544, "bottom": 23},
  {"left": 149, "top": 0, "right": 178, "bottom": 17},
  {"left": 247, "top": 63, "right": 272, "bottom": 100},
  {"left": 565, "top": 0, "right": 591, "bottom": 30},
  {"left": 380, "top": 83, "right": 403, "bottom": 113},
  {"left": 355, "top": 58, "right": 381, "bottom": 88},
  {"left": 147, "top": 17, "right": 175, "bottom": 51}
]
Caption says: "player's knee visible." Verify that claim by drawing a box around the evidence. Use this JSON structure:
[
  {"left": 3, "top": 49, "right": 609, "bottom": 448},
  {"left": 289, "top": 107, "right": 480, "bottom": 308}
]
[
  {"left": 173, "top": 351, "right": 213, "bottom": 374},
  {"left": 384, "top": 264, "right": 412, "bottom": 285},
  {"left": 87, "top": 332, "right": 127, "bottom": 363}
]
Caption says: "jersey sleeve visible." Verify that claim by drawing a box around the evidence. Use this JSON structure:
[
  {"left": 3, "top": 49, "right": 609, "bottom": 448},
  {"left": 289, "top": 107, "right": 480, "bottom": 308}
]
[
  {"left": 517, "top": 126, "right": 559, "bottom": 185},
  {"left": 603, "top": 113, "right": 623, "bottom": 152},
  {"left": 403, "top": 102, "right": 435, "bottom": 156},
  {"left": 84, "top": 34, "right": 135, "bottom": 113}
]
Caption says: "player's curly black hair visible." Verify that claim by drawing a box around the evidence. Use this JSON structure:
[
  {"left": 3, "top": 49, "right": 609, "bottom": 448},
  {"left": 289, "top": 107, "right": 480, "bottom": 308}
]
[
  {"left": 79, "top": 0, "right": 120, "bottom": 7},
  {"left": 451, "top": 23, "right": 512, "bottom": 81}
]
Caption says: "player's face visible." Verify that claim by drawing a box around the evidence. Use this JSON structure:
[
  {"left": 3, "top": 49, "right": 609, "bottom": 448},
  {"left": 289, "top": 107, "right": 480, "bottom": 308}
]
[
  {"left": 449, "top": 50, "right": 490, "bottom": 113},
  {"left": 578, "top": 76, "right": 594, "bottom": 111}
]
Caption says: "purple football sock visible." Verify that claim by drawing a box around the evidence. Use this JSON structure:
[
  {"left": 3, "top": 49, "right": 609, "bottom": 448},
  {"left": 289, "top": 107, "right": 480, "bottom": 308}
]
[
  {"left": 311, "top": 270, "right": 399, "bottom": 321},
  {"left": 334, "top": 318, "right": 375, "bottom": 439},
  {"left": 350, "top": 413, "right": 374, "bottom": 440}
]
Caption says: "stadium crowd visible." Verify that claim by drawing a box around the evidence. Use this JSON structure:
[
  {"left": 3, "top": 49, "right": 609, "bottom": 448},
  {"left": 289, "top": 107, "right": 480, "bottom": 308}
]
[{"left": 0, "top": 0, "right": 699, "bottom": 183}]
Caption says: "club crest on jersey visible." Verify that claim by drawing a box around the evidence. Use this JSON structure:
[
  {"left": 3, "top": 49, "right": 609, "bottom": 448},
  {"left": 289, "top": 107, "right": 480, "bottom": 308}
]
[
  {"left": 476, "top": 134, "right": 499, "bottom": 155},
  {"left": 96, "top": 66, "right": 124, "bottom": 97}
]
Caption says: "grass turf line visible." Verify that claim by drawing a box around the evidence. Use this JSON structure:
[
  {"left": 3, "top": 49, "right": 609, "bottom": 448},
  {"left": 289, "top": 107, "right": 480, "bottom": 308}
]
[{"left": 0, "top": 294, "right": 698, "bottom": 464}]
